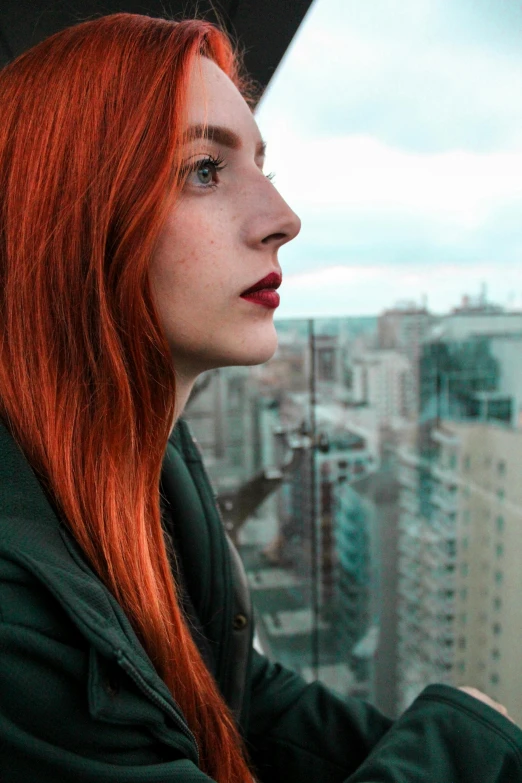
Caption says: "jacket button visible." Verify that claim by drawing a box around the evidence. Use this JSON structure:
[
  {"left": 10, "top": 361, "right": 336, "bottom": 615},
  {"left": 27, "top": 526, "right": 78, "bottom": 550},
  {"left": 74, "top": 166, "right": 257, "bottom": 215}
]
[{"left": 233, "top": 613, "right": 248, "bottom": 631}]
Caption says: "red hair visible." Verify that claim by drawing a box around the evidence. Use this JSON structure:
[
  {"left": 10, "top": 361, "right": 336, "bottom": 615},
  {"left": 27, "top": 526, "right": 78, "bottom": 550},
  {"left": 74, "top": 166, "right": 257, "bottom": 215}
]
[{"left": 0, "top": 13, "right": 256, "bottom": 781}]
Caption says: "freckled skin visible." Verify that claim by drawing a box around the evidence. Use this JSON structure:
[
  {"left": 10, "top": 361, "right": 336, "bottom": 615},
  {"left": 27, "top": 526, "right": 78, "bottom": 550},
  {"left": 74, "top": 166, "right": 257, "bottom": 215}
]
[{"left": 149, "top": 56, "right": 301, "bottom": 404}]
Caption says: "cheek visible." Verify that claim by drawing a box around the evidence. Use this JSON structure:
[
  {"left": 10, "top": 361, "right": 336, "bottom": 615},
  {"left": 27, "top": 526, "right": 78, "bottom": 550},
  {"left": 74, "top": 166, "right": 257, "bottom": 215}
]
[{"left": 152, "top": 201, "right": 239, "bottom": 305}]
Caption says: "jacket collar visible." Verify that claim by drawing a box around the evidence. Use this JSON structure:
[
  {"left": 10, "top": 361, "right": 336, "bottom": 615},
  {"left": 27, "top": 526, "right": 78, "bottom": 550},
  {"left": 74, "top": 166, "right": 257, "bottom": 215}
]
[{"left": 0, "top": 417, "right": 189, "bottom": 724}]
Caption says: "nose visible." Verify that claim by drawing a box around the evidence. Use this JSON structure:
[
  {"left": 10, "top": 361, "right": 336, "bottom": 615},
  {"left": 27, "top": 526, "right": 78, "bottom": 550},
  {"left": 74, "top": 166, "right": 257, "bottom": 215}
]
[{"left": 249, "top": 178, "right": 301, "bottom": 251}]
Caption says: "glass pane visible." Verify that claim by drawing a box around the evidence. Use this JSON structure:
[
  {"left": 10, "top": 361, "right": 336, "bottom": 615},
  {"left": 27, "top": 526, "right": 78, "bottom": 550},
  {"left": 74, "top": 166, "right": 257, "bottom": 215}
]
[{"left": 185, "top": 0, "right": 522, "bottom": 723}]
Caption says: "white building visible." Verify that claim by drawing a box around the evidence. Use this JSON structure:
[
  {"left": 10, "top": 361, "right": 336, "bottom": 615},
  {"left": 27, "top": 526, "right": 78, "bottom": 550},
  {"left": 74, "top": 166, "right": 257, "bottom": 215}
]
[{"left": 352, "top": 350, "right": 416, "bottom": 421}]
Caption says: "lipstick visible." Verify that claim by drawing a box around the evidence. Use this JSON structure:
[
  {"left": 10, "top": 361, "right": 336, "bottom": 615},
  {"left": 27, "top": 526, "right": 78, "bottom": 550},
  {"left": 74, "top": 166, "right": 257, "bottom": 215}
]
[{"left": 240, "top": 272, "right": 282, "bottom": 309}]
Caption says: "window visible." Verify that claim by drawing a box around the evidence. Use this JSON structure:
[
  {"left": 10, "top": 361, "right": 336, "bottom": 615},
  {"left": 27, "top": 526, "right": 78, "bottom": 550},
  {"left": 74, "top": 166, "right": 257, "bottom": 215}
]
[
  {"left": 490, "top": 673, "right": 500, "bottom": 685},
  {"left": 497, "top": 489, "right": 505, "bottom": 502},
  {"left": 493, "top": 623, "right": 502, "bottom": 636},
  {"left": 181, "top": 1, "right": 522, "bottom": 723}
]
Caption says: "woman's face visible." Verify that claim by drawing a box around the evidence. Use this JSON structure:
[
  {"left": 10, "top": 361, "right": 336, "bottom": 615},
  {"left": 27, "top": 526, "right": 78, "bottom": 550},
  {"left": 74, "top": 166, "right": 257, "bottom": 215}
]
[{"left": 149, "top": 55, "right": 301, "bottom": 381}]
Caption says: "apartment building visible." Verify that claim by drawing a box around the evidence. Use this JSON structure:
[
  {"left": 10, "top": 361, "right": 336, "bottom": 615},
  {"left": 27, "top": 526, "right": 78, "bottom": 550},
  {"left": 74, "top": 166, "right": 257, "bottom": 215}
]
[
  {"left": 396, "top": 418, "right": 522, "bottom": 723},
  {"left": 396, "top": 428, "right": 457, "bottom": 711},
  {"left": 352, "top": 350, "right": 416, "bottom": 421},
  {"left": 450, "top": 421, "right": 522, "bottom": 724}
]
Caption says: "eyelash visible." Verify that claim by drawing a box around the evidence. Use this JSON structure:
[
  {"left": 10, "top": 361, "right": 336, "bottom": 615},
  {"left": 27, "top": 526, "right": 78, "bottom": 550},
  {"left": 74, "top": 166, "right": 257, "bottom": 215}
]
[
  {"left": 183, "top": 154, "right": 226, "bottom": 190},
  {"left": 182, "top": 155, "right": 276, "bottom": 190}
]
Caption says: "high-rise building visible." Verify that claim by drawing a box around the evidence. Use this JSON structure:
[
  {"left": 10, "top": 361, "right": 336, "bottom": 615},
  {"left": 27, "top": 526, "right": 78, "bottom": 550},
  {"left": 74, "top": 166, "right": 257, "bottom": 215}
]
[
  {"left": 396, "top": 427, "right": 457, "bottom": 711},
  {"left": 396, "top": 314, "right": 522, "bottom": 720},
  {"left": 333, "top": 469, "right": 400, "bottom": 715},
  {"left": 378, "top": 304, "right": 436, "bottom": 402},
  {"left": 450, "top": 421, "right": 522, "bottom": 724},
  {"left": 352, "top": 350, "right": 416, "bottom": 421}
]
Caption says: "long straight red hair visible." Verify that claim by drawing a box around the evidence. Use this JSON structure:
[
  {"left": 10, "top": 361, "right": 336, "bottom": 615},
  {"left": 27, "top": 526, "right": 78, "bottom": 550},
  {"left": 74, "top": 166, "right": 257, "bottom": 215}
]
[{"left": 0, "top": 13, "right": 257, "bottom": 781}]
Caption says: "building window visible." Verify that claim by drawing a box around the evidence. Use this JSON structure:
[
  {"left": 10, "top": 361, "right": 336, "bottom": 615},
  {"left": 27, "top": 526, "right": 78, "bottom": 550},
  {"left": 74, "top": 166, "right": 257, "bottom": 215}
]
[
  {"left": 497, "top": 460, "right": 506, "bottom": 477},
  {"left": 495, "top": 571, "right": 503, "bottom": 585},
  {"left": 458, "top": 636, "right": 466, "bottom": 650},
  {"left": 493, "top": 597, "right": 502, "bottom": 611},
  {"left": 490, "top": 673, "right": 500, "bottom": 685},
  {"left": 497, "top": 488, "right": 505, "bottom": 502},
  {"left": 460, "top": 587, "right": 468, "bottom": 600},
  {"left": 461, "top": 562, "right": 469, "bottom": 577},
  {"left": 492, "top": 649, "right": 501, "bottom": 661},
  {"left": 463, "top": 455, "right": 471, "bottom": 472},
  {"left": 493, "top": 622, "right": 502, "bottom": 636},
  {"left": 463, "top": 509, "right": 470, "bottom": 525},
  {"left": 496, "top": 543, "right": 504, "bottom": 558},
  {"left": 496, "top": 516, "right": 504, "bottom": 533},
  {"left": 460, "top": 612, "right": 467, "bottom": 625},
  {"left": 461, "top": 536, "right": 469, "bottom": 551}
]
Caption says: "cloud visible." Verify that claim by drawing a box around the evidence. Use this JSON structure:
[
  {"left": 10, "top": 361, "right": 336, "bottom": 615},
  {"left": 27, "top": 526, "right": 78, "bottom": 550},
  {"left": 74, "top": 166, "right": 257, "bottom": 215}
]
[
  {"left": 263, "top": 134, "right": 522, "bottom": 224},
  {"left": 275, "top": 261, "right": 522, "bottom": 318},
  {"left": 254, "top": 0, "right": 522, "bottom": 318},
  {"left": 259, "top": 0, "right": 522, "bottom": 154}
]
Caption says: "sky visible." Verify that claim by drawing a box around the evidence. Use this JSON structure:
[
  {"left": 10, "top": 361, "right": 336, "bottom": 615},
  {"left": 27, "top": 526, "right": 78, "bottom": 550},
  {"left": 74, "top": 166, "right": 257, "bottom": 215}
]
[{"left": 255, "top": 0, "right": 522, "bottom": 319}]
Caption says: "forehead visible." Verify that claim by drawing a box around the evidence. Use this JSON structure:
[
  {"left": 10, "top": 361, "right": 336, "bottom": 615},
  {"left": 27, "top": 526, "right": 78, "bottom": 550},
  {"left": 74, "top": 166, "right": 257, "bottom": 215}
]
[{"left": 184, "top": 56, "right": 262, "bottom": 144}]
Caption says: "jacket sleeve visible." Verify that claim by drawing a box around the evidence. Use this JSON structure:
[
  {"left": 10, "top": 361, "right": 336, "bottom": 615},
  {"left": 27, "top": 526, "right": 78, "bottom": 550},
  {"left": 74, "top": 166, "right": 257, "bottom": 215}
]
[
  {"left": 246, "top": 648, "right": 393, "bottom": 780},
  {"left": 0, "top": 566, "right": 215, "bottom": 783},
  {"left": 246, "top": 649, "right": 522, "bottom": 783}
]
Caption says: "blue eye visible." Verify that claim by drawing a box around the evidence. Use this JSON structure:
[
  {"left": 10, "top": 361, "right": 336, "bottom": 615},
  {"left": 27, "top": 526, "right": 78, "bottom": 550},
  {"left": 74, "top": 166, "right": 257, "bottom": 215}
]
[{"left": 184, "top": 155, "right": 226, "bottom": 189}]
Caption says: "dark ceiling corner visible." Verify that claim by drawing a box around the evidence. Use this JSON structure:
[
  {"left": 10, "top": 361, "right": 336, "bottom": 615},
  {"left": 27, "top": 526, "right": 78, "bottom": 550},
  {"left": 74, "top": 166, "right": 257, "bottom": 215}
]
[{"left": 0, "top": 0, "right": 315, "bottom": 100}]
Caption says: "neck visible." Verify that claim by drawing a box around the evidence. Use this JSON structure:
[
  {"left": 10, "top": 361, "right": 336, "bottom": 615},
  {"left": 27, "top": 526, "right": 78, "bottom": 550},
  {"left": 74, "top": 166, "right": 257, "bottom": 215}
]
[{"left": 170, "top": 369, "right": 198, "bottom": 434}]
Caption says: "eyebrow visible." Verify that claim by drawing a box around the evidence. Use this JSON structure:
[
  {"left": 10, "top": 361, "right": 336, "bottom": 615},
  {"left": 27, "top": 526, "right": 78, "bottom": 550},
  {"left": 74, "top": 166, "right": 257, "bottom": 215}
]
[{"left": 184, "top": 124, "right": 266, "bottom": 157}]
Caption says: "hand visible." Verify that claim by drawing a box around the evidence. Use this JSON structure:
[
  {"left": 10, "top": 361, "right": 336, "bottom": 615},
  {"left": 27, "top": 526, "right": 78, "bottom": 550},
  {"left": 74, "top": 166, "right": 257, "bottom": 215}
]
[{"left": 458, "top": 686, "right": 516, "bottom": 724}]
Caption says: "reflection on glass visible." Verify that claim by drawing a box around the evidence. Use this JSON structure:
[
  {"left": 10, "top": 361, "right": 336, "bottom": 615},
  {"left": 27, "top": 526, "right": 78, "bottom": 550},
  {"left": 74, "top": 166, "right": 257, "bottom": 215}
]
[{"left": 183, "top": 303, "right": 522, "bottom": 721}]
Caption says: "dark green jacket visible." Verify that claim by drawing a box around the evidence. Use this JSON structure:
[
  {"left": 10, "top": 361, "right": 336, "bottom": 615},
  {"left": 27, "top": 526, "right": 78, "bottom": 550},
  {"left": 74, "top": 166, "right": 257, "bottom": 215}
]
[{"left": 1, "top": 416, "right": 522, "bottom": 782}]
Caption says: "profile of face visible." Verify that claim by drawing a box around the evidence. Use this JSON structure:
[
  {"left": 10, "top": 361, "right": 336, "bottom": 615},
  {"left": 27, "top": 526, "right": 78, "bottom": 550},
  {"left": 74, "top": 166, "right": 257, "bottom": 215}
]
[{"left": 149, "top": 55, "right": 301, "bottom": 386}]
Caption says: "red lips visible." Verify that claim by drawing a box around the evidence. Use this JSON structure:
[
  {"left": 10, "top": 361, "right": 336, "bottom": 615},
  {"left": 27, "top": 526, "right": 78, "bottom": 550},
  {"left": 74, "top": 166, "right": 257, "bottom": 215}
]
[
  {"left": 240, "top": 271, "right": 282, "bottom": 309},
  {"left": 240, "top": 272, "right": 282, "bottom": 296}
]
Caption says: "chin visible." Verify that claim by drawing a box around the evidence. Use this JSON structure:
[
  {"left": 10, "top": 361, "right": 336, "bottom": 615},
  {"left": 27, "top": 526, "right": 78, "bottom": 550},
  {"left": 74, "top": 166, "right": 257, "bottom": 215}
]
[{"left": 214, "top": 326, "right": 278, "bottom": 369}]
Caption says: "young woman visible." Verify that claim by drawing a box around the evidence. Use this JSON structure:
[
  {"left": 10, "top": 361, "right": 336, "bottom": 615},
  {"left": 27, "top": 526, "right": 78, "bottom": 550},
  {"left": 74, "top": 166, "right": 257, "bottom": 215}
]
[{"left": 0, "top": 12, "right": 521, "bottom": 783}]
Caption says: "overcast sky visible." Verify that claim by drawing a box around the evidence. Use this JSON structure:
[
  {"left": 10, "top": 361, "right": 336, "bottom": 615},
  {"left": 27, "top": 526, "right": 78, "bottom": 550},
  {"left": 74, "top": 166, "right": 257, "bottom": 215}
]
[{"left": 255, "top": 0, "right": 522, "bottom": 318}]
